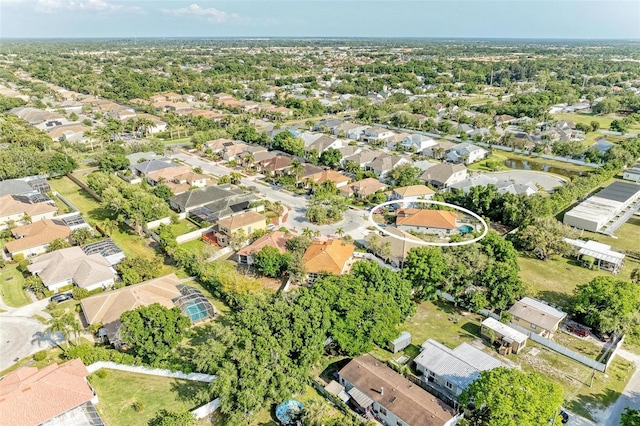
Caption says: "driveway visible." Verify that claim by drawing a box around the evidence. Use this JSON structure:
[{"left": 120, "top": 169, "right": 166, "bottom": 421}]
[
  {"left": 0, "top": 316, "right": 60, "bottom": 371},
  {"left": 602, "top": 348, "right": 640, "bottom": 426}
]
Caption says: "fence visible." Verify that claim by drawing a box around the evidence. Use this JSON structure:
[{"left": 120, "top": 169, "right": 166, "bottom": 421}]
[
  {"left": 190, "top": 398, "right": 221, "bottom": 419},
  {"left": 86, "top": 361, "right": 216, "bottom": 382},
  {"left": 407, "top": 373, "right": 459, "bottom": 410},
  {"left": 52, "top": 191, "right": 79, "bottom": 213},
  {"left": 146, "top": 213, "right": 187, "bottom": 230},
  {"left": 66, "top": 172, "right": 103, "bottom": 201},
  {"left": 176, "top": 228, "right": 212, "bottom": 244}
]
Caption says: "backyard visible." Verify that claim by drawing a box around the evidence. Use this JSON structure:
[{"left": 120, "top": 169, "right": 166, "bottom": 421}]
[
  {"left": 88, "top": 369, "right": 211, "bottom": 426},
  {"left": 0, "top": 263, "right": 31, "bottom": 307}
]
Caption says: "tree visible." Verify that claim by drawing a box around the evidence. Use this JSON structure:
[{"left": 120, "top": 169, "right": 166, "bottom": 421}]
[
  {"left": 230, "top": 172, "right": 242, "bottom": 184},
  {"left": 459, "top": 367, "right": 564, "bottom": 426},
  {"left": 254, "top": 246, "right": 290, "bottom": 278},
  {"left": 386, "top": 163, "right": 422, "bottom": 186},
  {"left": 229, "top": 228, "right": 248, "bottom": 250},
  {"left": 217, "top": 175, "right": 231, "bottom": 185},
  {"left": 590, "top": 121, "right": 600, "bottom": 132},
  {"left": 120, "top": 304, "right": 190, "bottom": 364},
  {"left": 572, "top": 276, "right": 640, "bottom": 333},
  {"left": 632, "top": 268, "right": 640, "bottom": 284},
  {"left": 99, "top": 151, "right": 129, "bottom": 172},
  {"left": 23, "top": 276, "right": 47, "bottom": 298},
  {"left": 290, "top": 159, "right": 304, "bottom": 183},
  {"left": 71, "top": 227, "right": 93, "bottom": 245},
  {"left": 621, "top": 408, "right": 640, "bottom": 426},
  {"left": 152, "top": 184, "right": 173, "bottom": 201},
  {"left": 47, "top": 238, "right": 71, "bottom": 252},
  {"left": 115, "top": 256, "right": 161, "bottom": 285},
  {"left": 508, "top": 217, "right": 576, "bottom": 259},
  {"left": 611, "top": 119, "right": 629, "bottom": 133},
  {"left": 101, "top": 218, "right": 117, "bottom": 236},
  {"left": 148, "top": 409, "right": 195, "bottom": 426},
  {"left": 287, "top": 252, "right": 307, "bottom": 283},
  {"left": 301, "top": 400, "right": 326, "bottom": 426},
  {"left": 319, "top": 148, "right": 342, "bottom": 168},
  {"left": 403, "top": 246, "right": 447, "bottom": 300},
  {"left": 592, "top": 97, "right": 619, "bottom": 115},
  {"left": 46, "top": 311, "right": 79, "bottom": 349}
]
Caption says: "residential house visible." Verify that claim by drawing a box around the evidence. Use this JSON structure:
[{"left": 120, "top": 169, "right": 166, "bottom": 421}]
[
  {"left": 365, "top": 227, "right": 423, "bottom": 268},
  {"left": 481, "top": 317, "right": 529, "bottom": 354},
  {"left": 391, "top": 185, "right": 435, "bottom": 200},
  {"left": 395, "top": 209, "right": 459, "bottom": 236},
  {"left": 495, "top": 114, "right": 516, "bottom": 126},
  {"left": 222, "top": 143, "right": 267, "bottom": 162},
  {"left": 0, "top": 179, "right": 34, "bottom": 197},
  {"left": 623, "top": 164, "right": 640, "bottom": 183},
  {"left": 401, "top": 134, "right": 438, "bottom": 152},
  {"left": 450, "top": 175, "right": 538, "bottom": 196},
  {"left": 0, "top": 359, "right": 101, "bottom": 426},
  {"left": 27, "top": 246, "right": 116, "bottom": 293},
  {"left": 338, "top": 354, "right": 459, "bottom": 426},
  {"left": 298, "top": 131, "right": 324, "bottom": 149},
  {"left": 302, "top": 239, "right": 355, "bottom": 283},
  {"left": 414, "top": 339, "right": 507, "bottom": 398},
  {"left": 361, "top": 126, "right": 395, "bottom": 144},
  {"left": 47, "top": 123, "right": 90, "bottom": 142},
  {"left": 337, "top": 146, "right": 360, "bottom": 162},
  {"left": 256, "top": 155, "right": 293, "bottom": 176},
  {"left": 4, "top": 219, "right": 72, "bottom": 259},
  {"left": 367, "top": 154, "right": 412, "bottom": 178},
  {"left": 0, "top": 193, "right": 58, "bottom": 229},
  {"left": 136, "top": 113, "right": 167, "bottom": 134},
  {"left": 306, "top": 135, "right": 343, "bottom": 155},
  {"left": 312, "top": 118, "right": 344, "bottom": 133},
  {"left": 332, "top": 122, "right": 370, "bottom": 140},
  {"left": 81, "top": 274, "right": 214, "bottom": 346},
  {"left": 508, "top": 297, "right": 567, "bottom": 336},
  {"left": 167, "top": 171, "right": 209, "bottom": 194},
  {"left": 300, "top": 163, "right": 326, "bottom": 182},
  {"left": 420, "top": 163, "right": 467, "bottom": 189},
  {"left": 385, "top": 132, "right": 411, "bottom": 149},
  {"left": 305, "top": 169, "right": 351, "bottom": 189},
  {"left": 339, "top": 178, "right": 388, "bottom": 200},
  {"left": 203, "top": 138, "right": 237, "bottom": 153},
  {"left": 169, "top": 185, "right": 256, "bottom": 216},
  {"left": 342, "top": 149, "right": 381, "bottom": 169},
  {"left": 214, "top": 211, "right": 266, "bottom": 247},
  {"left": 563, "top": 238, "right": 625, "bottom": 273},
  {"left": 445, "top": 143, "right": 488, "bottom": 165},
  {"left": 145, "top": 164, "right": 193, "bottom": 186},
  {"left": 236, "top": 231, "right": 291, "bottom": 265},
  {"left": 131, "top": 158, "right": 178, "bottom": 177},
  {"left": 82, "top": 239, "right": 126, "bottom": 266}
]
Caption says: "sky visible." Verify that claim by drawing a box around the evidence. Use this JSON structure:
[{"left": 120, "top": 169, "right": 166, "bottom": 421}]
[{"left": 0, "top": 0, "right": 639, "bottom": 39}]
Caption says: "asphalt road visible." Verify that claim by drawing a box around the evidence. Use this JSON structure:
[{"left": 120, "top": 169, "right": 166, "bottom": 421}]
[
  {"left": 170, "top": 152, "right": 368, "bottom": 240},
  {"left": 603, "top": 349, "right": 640, "bottom": 426}
]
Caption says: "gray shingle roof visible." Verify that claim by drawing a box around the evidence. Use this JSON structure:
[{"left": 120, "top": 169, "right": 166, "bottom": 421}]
[{"left": 0, "top": 179, "right": 33, "bottom": 197}]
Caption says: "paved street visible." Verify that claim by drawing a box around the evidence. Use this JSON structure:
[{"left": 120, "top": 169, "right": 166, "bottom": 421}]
[
  {"left": 602, "top": 349, "right": 640, "bottom": 426},
  {"left": 170, "top": 151, "right": 369, "bottom": 240}
]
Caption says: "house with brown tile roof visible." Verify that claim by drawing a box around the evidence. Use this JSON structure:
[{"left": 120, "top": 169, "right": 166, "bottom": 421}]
[
  {"left": 338, "top": 354, "right": 459, "bottom": 426},
  {"left": 5, "top": 219, "right": 72, "bottom": 259},
  {"left": 302, "top": 239, "right": 355, "bottom": 283},
  {"left": 395, "top": 209, "right": 459, "bottom": 236},
  {"left": 0, "top": 194, "right": 58, "bottom": 228},
  {"left": 305, "top": 169, "right": 351, "bottom": 188},
  {"left": 339, "top": 178, "right": 388, "bottom": 199},
  {"left": 391, "top": 185, "right": 435, "bottom": 200},
  {"left": 0, "top": 358, "right": 100, "bottom": 426},
  {"left": 81, "top": 273, "right": 183, "bottom": 345},
  {"left": 27, "top": 247, "right": 116, "bottom": 293},
  {"left": 215, "top": 211, "right": 267, "bottom": 247},
  {"left": 145, "top": 165, "right": 193, "bottom": 186},
  {"left": 236, "top": 231, "right": 291, "bottom": 265},
  {"left": 203, "top": 138, "right": 238, "bottom": 153},
  {"left": 366, "top": 228, "right": 423, "bottom": 268},
  {"left": 256, "top": 155, "right": 293, "bottom": 176}
]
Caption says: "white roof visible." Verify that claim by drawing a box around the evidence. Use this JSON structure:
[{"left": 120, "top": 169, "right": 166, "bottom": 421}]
[
  {"left": 481, "top": 317, "right": 528, "bottom": 344},
  {"left": 564, "top": 238, "right": 625, "bottom": 265},
  {"left": 564, "top": 196, "right": 623, "bottom": 225}
]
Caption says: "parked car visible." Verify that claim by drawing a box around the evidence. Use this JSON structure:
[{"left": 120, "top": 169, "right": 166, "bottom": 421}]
[
  {"left": 560, "top": 410, "right": 569, "bottom": 424},
  {"left": 50, "top": 293, "right": 72, "bottom": 303}
]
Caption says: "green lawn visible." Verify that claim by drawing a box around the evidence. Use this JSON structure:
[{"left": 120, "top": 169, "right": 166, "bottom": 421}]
[
  {"left": 89, "top": 369, "right": 210, "bottom": 426},
  {"left": 49, "top": 177, "right": 177, "bottom": 275},
  {"left": 578, "top": 216, "right": 640, "bottom": 253},
  {"left": 0, "top": 263, "right": 31, "bottom": 307},
  {"left": 554, "top": 112, "right": 640, "bottom": 136},
  {"left": 169, "top": 220, "right": 199, "bottom": 236}
]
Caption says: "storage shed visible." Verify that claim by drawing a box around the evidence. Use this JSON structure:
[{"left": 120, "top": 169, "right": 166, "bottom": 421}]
[
  {"left": 389, "top": 331, "right": 411, "bottom": 353},
  {"left": 481, "top": 317, "right": 528, "bottom": 354}
]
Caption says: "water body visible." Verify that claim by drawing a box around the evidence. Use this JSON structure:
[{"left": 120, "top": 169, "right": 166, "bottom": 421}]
[{"left": 503, "top": 159, "right": 586, "bottom": 179}]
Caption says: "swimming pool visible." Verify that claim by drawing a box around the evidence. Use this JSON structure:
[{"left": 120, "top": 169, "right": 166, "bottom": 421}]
[
  {"left": 183, "top": 300, "right": 209, "bottom": 322},
  {"left": 458, "top": 225, "right": 474, "bottom": 234}
]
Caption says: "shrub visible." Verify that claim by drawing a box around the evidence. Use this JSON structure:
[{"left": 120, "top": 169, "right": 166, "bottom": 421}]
[
  {"left": 17, "top": 259, "right": 30, "bottom": 273},
  {"left": 95, "top": 369, "right": 108, "bottom": 379},
  {"left": 63, "top": 343, "right": 140, "bottom": 366},
  {"left": 132, "top": 400, "right": 145, "bottom": 412},
  {"left": 72, "top": 287, "right": 90, "bottom": 300},
  {"left": 12, "top": 253, "right": 25, "bottom": 262},
  {"left": 33, "top": 350, "right": 47, "bottom": 362}
]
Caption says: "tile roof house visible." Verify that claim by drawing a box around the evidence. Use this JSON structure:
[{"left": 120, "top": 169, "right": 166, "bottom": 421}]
[
  {"left": 145, "top": 164, "right": 193, "bottom": 186},
  {"left": 401, "top": 134, "right": 438, "bottom": 152},
  {"left": 391, "top": 185, "right": 435, "bottom": 200},
  {"left": 342, "top": 149, "right": 381, "bottom": 169},
  {"left": 169, "top": 185, "right": 256, "bottom": 215},
  {"left": 27, "top": 247, "right": 116, "bottom": 293},
  {"left": 366, "top": 154, "right": 412, "bottom": 178},
  {"left": 0, "top": 194, "right": 58, "bottom": 228},
  {"left": 339, "top": 178, "right": 388, "bottom": 199},
  {"left": 0, "top": 358, "right": 100, "bottom": 426},
  {"left": 236, "top": 231, "right": 292, "bottom": 265},
  {"left": 302, "top": 239, "right": 355, "bottom": 283},
  {"left": 331, "top": 122, "right": 370, "bottom": 140},
  {"left": 306, "top": 135, "right": 344, "bottom": 154},
  {"left": 395, "top": 209, "right": 459, "bottom": 236},
  {"left": 304, "top": 169, "right": 351, "bottom": 188},
  {"left": 445, "top": 143, "right": 488, "bottom": 165},
  {"left": 215, "top": 211, "right": 267, "bottom": 248},
  {"left": 81, "top": 274, "right": 183, "bottom": 346},
  {"left": 338, "top": 354, "right": 459, "bottom": 426},
  {"left": 203, "top": 138, "right": 237, "bottom": 152},
  {"left": 256, "top": 155, "right": 293, "bottom": 176},
  {"left": 4, "top": 219, "right": 72, "bottom": 259},
  {"left": 508, "top": 297, "right": 567, "bottom": 336},
  {"left": 131, "top": 158, "right": 178, "bottom": 176},
  {"left": 361, "top": 127, "right": 396, "bottom": 144},
  {"left": 0, "top": 179, "right": 33, "bottom": 197},
  {"left": 414, "top": 339, "right": 507, "bottom": 398},
  {"left": 420, "top": 163, "right": 467, "bottom": 189}
]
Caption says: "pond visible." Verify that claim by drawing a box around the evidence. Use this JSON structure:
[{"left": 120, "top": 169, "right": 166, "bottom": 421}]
[{"left": 503, "top": 159, "right": 586, "bottom": 179}]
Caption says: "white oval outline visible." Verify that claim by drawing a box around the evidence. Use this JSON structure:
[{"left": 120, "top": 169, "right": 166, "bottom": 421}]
[{"left": 367, "top": 199, "right": 488, "bottom": 247}]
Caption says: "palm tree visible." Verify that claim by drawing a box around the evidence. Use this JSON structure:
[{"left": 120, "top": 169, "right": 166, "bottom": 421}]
[
  {"left": 335, "top": 227, "right": 345, "bottom": 238},
  {"left": 290, "top": 159, "right": 303, "bottom": 184},
  {"left": 101, "top": 218, "right": 116, "bottom": 236},
  {"left": 46, "top": 312, "right": 76, "bottom": 349},
  {"left": 301, "top": 400, "right": 325, "bottom": 426}
]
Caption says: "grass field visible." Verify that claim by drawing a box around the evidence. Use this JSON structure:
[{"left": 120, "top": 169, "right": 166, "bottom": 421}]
[
  {"left": 0, "top": 263, "right": 31, "bottom": 307},
  {"left": 49, "top": 177, "right": 177, "bottom": 276},
  {"left": 169, "top": 220, "right": 199, "bottom": 236},
  {"left": 89, "top": 369, "right": 210, "bottom": 426}
]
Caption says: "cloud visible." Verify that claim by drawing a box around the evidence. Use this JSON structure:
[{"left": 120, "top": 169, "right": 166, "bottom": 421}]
[
  {"left": 34, "top": 0, "right": 125, "bottom": 14},
  {"left": 162, "top": 3, "right": 244, "bottom": 24}
]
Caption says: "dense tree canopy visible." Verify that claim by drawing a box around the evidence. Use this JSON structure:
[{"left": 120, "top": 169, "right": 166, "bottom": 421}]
[
  {"left": 459, "top": 367, "right": 564, "bottom": 426},
  {"left": 572, "top": 276, "right": 640, "bottom": 333}
]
